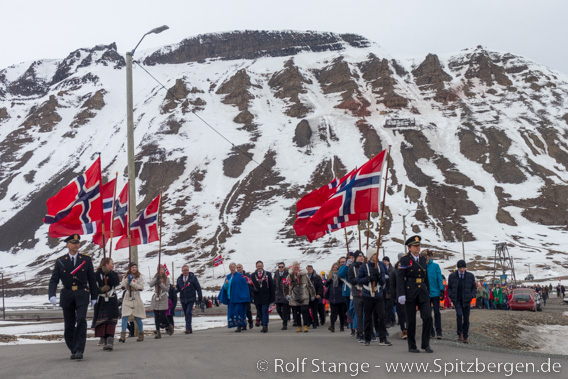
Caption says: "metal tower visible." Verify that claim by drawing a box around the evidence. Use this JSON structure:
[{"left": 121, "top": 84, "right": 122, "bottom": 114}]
[{"left": 492, "top": 243, "right": 516, "bottom": 284}]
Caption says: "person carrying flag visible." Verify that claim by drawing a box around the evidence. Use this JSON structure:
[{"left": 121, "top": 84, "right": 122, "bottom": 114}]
[
  {"left": 150, "top": 264, "right": 174, "bottom": 338},
  {"left": 176, "top": 264, "right": 202, "bottom": 334},
  {"left": 48, "top": 234, "right": 98, "bottom": 360}
]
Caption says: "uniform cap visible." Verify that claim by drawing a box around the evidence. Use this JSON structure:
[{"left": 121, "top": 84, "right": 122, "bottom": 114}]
[
  {"left": 405, "top": 235, "right": 421, "bottom": 247},
  {"left": 64, "top": 234, "right": 81, "bottom": 243}
]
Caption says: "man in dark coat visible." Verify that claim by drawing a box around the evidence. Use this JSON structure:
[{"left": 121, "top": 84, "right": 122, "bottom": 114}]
[
  {"left": 176, "top": 264, "right": 202, "bottom": 334},
  {"left": 273, "top": 262, "right": 290, "bottom": 330},
  {"left": 251, "top": 260, "right": 275, "bottom": 333},
  {"left": 390, "top": 253, "right": 407, "bottom": 339},
  {"left": 447, "top": 260, "right": 476, "bottom": 343},
  {"left": 307, "top": 265, "right": 324, "bottom": 329},
  {"left": 48, "top": 234, "right": 98, "bottom": 360},
  {"left": 396, "top": 235, "right": 433, "bottom": 353}
]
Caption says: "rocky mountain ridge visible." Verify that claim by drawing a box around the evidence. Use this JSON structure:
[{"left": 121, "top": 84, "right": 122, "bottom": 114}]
[{"left": 1, "top": 30, "right": 567, "bottom": 295}]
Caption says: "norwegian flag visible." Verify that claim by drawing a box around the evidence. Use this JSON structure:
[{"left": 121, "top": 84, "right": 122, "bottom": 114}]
[
  {"left": 163, "top": 263, "right": 170, "bottom": 276},
  {"left": 45, "top": 158, "right": 102, "bottom": 237},
  {"left": 307, "top": 150, "right": 387, "bottom": 230},
  {"left": 214, "top": 254, "right": 223, "bottom": 267},
  {"left": 293, "top": 169, "right": 356, "bottom": 237},
  {"left": 115, "top": 193, "right": 161, "bottom": 249},
  {"left": 244, "top": 275, "right": 253, "bottom": 285},
  {"left": 282, "top": 277, "right": 290, "bottom": 286},
  {"left": 91, "top": 179, "right": 117, "bottom": 247},
  {"left": 92, "top": 181, "right": 128, "bottom": 246}
]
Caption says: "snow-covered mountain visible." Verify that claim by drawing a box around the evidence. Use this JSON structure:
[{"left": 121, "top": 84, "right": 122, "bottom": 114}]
[{"left": 1, "top": 30, "right": 567, "bottom": 297}]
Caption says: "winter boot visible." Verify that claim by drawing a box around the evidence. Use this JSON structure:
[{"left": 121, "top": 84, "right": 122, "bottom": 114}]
[
  {"left": 155, "top": 330, "right": 162, "bottom": 339},
  {"left": 103, "top": 337, "right": 114, "bottom": 350},
  {"left": 303, "top": 325, "right": 309, "bottom": 333},
  {"left": 136, "top": 331, "right": 144, "bottom": 342},
  {"left": 97, "top": 337, "right": 104, "bottom": 346},
  {"left": 119, "top": 332, "right": 126, "bottom": 343},
  {"left": 296, "top": 326, "right": 303, "bottom": 333},
  {"left": 167, "top": 324, "right": 174, "bottom": 336}
]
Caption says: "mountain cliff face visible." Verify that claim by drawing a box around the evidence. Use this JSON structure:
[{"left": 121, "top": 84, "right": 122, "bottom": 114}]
[{"left": 1, "top": 31, "right": 567, "bottom": 295}]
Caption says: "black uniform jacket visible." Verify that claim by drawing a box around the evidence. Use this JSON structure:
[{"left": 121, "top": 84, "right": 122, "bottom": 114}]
[
  {"left": 395, "top": 253, "right": 430, "bottom": 303},
  {"left": 48, "top": 253, "right": 98, "bottom": 308}
]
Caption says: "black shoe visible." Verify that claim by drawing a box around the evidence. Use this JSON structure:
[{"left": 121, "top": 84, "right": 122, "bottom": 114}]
[
  {"left": 70, "top": 353, "right": 76, "bottom": 360},
  {"left": 379, "top": 339, "right": 392, "bottom": 346},
  {"left": 249, "top": 322, "right": 253, "bottom": 329},
  {"left": 364, "top": 341, "right": 370, "bottom": 346},
  {"left": 74, "top": 352, "right": 83, "bottom": 359},
  {"left": 339, "top": 325, "right": 345, "bottom": 332},
  {"left": 262, "top": 326, "right": 268, "bottom": 333},
  {"left": 409, "top": 348, "right": 420, "bottom": 353},
  {"left": 255, "top": 322, "right": 260, "bottom": 327},
  {"left": 235, "top": 326, "right": 241, "bottom": 332},
  {"left": 312, "top": 324, "right": 317, "bottom": 329},
  {"left": 282, "top": 325, "right": 287, "bottom": 330},
  {"left": 430, "top": 330, "right": 435, "bottom": 338},
  {"left": 292, "top": 322, "right": 297, "bottom": 327},
  {"left": 423, "top": 346, "right": 434, "bottom": 353},
  {"left": 437, "top": 333, "right": 442, "bottom": 340},
  {"left": 242, "top": 325, "right": 247, "bottom": 330}
]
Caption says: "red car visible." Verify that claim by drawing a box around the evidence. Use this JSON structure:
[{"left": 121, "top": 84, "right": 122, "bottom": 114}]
[{"left": 509, "top": 288, "right": 541, "bottom": 311}]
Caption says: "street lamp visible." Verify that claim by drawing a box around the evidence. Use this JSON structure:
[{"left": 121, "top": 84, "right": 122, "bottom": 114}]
[
  {"left": 402, "top": 208, "right": 418, "bottom": 254},
  {"left": 126, "top": 25, "right": 169, "bottom": 264}
]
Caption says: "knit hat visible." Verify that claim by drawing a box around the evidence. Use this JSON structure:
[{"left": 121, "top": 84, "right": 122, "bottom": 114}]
[
  {"left": 457, "top": 260, "right": 467, "bottom": 268},
  {"left": 366, "top": 247, "right": 377, "bottom": 259}
]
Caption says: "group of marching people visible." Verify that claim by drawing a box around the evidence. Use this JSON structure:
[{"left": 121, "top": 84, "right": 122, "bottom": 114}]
[
  {"left": 219, "top": 246, "right": 403, "bottom": 346},
  {"left": 90, "top": 260, "right": 203, "bottom": 351}
]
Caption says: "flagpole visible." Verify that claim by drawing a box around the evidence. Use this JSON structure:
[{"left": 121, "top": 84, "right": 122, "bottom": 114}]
[
  {"left": 344, "top": 228, "right": 350, "bottom": 257},
  {"left": 98, "top": 153, "right": 106, "bottom": 259},
  {"left": 371, "top": 147, "right": 391, "bottom": 295},
  {"left": 375, "top": 146, "right": 391, "bottom": 257},
  {"left": 358, "top": 221, "right": 362, "bottom": 252},
  {"left": 366, "top": 213, "right": 371, "bottom": 250},
  {"left": 127, "top": 181, "right": 132, "bottom": 265},
  {"left": 108, "top": 172, "right": 118, "bottom": 259}
]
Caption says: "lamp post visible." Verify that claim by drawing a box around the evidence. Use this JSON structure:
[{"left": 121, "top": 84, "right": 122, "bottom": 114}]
[
  {"left": 126, "top": 25, "right": 169, "bottom": 264},
  {"left": 402, "top": 208, "right": 418, "bottom": 254}
]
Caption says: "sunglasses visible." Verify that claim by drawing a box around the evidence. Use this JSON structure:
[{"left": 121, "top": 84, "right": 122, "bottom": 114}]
[{"left": 278, "top": 266, "right": 284, "bottom": 269}]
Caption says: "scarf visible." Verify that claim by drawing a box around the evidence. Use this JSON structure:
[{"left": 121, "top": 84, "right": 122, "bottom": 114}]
[{"left": 332, "top": 273, "right": 339, "bottom": 288}]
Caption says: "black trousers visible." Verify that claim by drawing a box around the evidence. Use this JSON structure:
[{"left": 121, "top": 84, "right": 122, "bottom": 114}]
[
  {"left": 317, "top": 301, "right": 326, "bottom": 324},
  {"left": 246, "top": 302, "right": 253, "bottom": 324},
  {"left": 455, "top": 302, "right": 471, "bottom": 338},
  {"left": 154, "top": 309, "right": 170, "bottom": 330},
  {"left": 395, "top": 302, "right": 407, "bottom": 331},
  {"left": 430, "top": 297, "right": 442, "bottom": 334},
  {"left": 309, "top": 300, "right": 320, "bottom": 326},
  {"left": 363, "top": 297, "right": 386, "bottom": 342},
  {"left": 405, "top": 297, "right": 432, "bottom": 350},
  {"left": 353, "top": 296, "right": 364, "bottom": 336},
  {"left": 384, "top": 297, "right": 395, "bottom": 324},
  {"left": 62, "top": 302, "right": 88, "bottom": 354},
  {"left": 292, "top": 305, "right": 311, "bottom": 327},
  {"left": 276, "top": 303, "right": 290, "bottom": 325},
  {"left": 330, "top": 302, "right": 346, "bottom": 328}
]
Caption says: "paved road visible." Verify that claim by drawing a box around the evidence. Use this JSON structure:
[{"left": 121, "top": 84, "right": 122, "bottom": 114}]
[{"left": 1, "top": 323, "right": 565, "bottom": 379}]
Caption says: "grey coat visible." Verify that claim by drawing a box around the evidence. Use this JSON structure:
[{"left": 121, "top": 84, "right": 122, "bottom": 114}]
[
  {"left": 149, "top": 275, "right": 170, "bottom": 310},
  {"left": 287, "top": 269, "right": 316, "bottom": 306}
]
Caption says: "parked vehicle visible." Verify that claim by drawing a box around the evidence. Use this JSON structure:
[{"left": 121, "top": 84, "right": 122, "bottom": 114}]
[{"left": 509, "top": 288, "right": 540, "bottom": 312}]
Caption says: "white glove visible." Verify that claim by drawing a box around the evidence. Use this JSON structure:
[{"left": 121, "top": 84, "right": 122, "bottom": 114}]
[
  {"left": 310, "top": 297, "right": 315, "bottom": 301},
  {"left": 285, "top": 295, "right": 291, "bottom": 302},
  {"left": 398, "top": 295, "right": 406, "bottom": 305},
  {"left": 49, "top": 296, "right": 57, "bottom": 306},
  {"left": 91, "top": 300, "right": 97, "bottom": 307}
]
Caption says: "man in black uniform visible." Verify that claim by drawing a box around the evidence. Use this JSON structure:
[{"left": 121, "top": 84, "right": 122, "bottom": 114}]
[
  {"left": 396, "top": 235, "right": 433, "bottom": 353},
  {"left": 48, "top": 235, "right": 98, "bottom": 359}
]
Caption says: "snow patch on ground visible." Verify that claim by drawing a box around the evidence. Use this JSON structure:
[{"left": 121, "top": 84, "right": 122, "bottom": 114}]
[{"left": 518, "top": 324, "right": 568, "bottom": 355}]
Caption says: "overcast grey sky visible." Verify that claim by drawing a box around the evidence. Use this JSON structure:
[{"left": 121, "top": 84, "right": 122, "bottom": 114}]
[{"left": 2, "top": 0, "right": 567, "bottom": 74}]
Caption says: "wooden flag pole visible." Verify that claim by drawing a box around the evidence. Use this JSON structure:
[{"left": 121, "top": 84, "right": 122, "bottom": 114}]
[
  {"left": 344, "top": 228, "right": 350, "bottom": 257},
  {"left": 98, "top": 153, "right": 107, "bottom": 259},
  {"left": 108, "top": 172, "right": 118, "bottom": 259},
  {"left": 158, "top": 192, "right": 163, "bottom": 267},
  {"left": 366, "top": 213, "right": 371, "bottom": 251},
  {"left": 372, "top": 147, "right": 392, "bottom": 295},
  {"left": 358, "top": 221, "right": 362, "bottom": 252}
]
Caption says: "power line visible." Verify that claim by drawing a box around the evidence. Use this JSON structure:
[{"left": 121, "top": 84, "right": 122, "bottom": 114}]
[{"left": 134, "top": 61, "right": 272, "bottom": 173}]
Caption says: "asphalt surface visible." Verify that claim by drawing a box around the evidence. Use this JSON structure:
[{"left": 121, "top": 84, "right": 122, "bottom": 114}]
[{"left": 1, "top": 320, "right": 566, "bottom": 379}]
